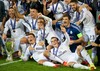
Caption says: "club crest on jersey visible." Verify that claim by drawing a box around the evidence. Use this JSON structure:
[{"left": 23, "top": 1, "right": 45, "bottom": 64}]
[
  {"left": 59, "top": 51, "right": 63, "bottom": 54},
  {"left": 58, "top": 7, "right": 61, "bottom": 10},
  {"left": 70, "top": 31, "right": 73, "bottom": 34}
]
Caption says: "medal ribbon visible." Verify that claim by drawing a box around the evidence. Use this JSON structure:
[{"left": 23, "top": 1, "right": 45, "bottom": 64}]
[
  {"left": 52, "top": 2, "right": 59, "bottom": 14},
  {"left": 32, "top": 19, "right": 37, "bottom": 30},
  {"left": 10, "top": 19, "right": 16, "bottom": 31}
]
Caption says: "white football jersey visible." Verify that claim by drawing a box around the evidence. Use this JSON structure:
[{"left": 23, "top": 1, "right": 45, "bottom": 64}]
[
  {"left": 36, "top": 15, "right": 59, "bottom": 44},
  {"left": 79, "top": 8, "right": 95, "bottom": 28},
  {"left": 47, "top": 1, "right": 66, "bottom": 20},
  {"left": 4, "top": 18, "right": 26, "bottom": 39}
]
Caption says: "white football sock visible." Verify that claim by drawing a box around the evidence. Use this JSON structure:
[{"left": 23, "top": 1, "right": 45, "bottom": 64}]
[
  {"left": 81, "top": 49, "right": 93, "bottom": 64},
  {"left": 43, "top": 61, "right": 55, "bottom": 67},
  {"left": 73, "top": 63, "right": 89, "bottom": 69},
  {"left": 91, "top": 52, "right": 96, "bottom": 62},
  {"left": 14, "top": 39, "right": 20, "bottom": 51},
  {"left": 91, "top": 48, "right": 97, "bottom": 62},
  {"left": 20, "top": 44, "right": 27, "bottom": 55},
  {"left": 49, "top": 53, "right": 63, "bottom": 64}
]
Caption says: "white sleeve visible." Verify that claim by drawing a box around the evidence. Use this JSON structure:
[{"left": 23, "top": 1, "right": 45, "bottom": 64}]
[
  {"left": 79, "top": 8, "right": 87, "bottom": 23},
  {"left": 60, "top": 1, "right": 67, "bottom": 13},
  {"left": 23, "top": 15, "right": 29, "bottom": 20},
  {"left": 22, "top": 18, "right": 32, "bottom": 32},
  {"left": 3, "top": 21, "right": 9, "bottom": 34},
  {"left": 47, "top": 5, "right": 52, "bottom": 12},
  {"left": 42, "top": 15, "right": 52, "bottom": 27},
  {"left": 36, "top": 30, "right": 42, "bottom": 43},
  {"left": 63, "top": 32, "right": 70, "bottom": 45},
  {"left": 35, "top": 45, "right": 45, "bottom": 52},
  {"left": 71, "top": 12, "right": 77, "bottom": 23},
  {"left": 78, "top": 1, "right": 84, "bottom": 6}
]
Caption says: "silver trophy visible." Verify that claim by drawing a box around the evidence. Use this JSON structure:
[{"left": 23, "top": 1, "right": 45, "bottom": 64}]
[{"left": 5, "top": 38, "right": 14, "bottom": 61}]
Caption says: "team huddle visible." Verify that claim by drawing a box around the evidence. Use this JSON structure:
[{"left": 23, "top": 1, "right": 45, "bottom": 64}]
[{"left": 0, "top": 0, "right": 100, "bottom": 70}]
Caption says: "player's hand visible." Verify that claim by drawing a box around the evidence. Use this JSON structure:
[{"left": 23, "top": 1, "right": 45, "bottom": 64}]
[
  {"left": 30, "top": 30, "right": 35, "bottom": 33},
  {"left": 76, "top": 21, "right": 81, "bottom": 25},
  {"left": 20, "top": 37, "right": 28, "bottom": 44},
  {"left": 18, "top": 50, "right": 21, "bottom": 57},
  {"left": 13, "top": 2, "right": 17, "bottom": 9},
  {"left": 38, "top": 41, "right": 45, "bottom": 46},
  {"left": 69, "top": 40, "right": 75, "bottom": 45},
  {"left": 29, "top": 46, "right": 34, "bottom": 50},
  {"left": 2, "top": 34, "right": 7, "bottom": 40},
  {"left": 60, "top": 25, "right": 66, "bottom": 33},
  {"left": 38, "top": 13, "right": 43, "bottom": 17},
  {"left": 81, "top": 4, "right": 92, "bottom": 11},
  {"left": 43, "top": 0, "right": 47, "bottom": 6},
  {"left": 91, "top": 42, "right": 98, "bottom": 47},
  {"left": 0, "top": 25, "right": 4, "bottom": 31},
  {"left": 26, "top": 0, "right": 31, "bottom": 3},
  {"left": 16, "top": 18, "right": 19, "bottom": 21}
]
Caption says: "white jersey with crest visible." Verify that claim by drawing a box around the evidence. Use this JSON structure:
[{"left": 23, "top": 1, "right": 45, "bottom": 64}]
[
  {"left": 47, "top": 1, "right": 66, "bottom": 20},
  {"left": 4, "top": 18, "right": 25, "bottom": 39},
  {"left": 23, "top": 43, "right": 47, "bottom": 62},
  {"left": 4, "top": 18, "right": 26, "bottom": 51},
  {"left": 79, "top": 8, "right": 95, "bottom": 28},
  {"left": 50, "top": 32, "right": 81, "bottom": 63},
  {"left": 22, "top": 16, "right": 38, "bottom": 35},
  {"left": 71, "top": 8, "right": 96, "bottom": 42},
  {"left": 79, "top": 8, "right": 96, "bottom": 42},
  {"left": 36, "top": 15, "right": 59, "bottom": 44}
]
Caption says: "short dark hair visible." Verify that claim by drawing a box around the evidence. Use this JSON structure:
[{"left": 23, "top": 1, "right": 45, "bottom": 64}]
[
  {"left": 37, "top": 17, "right": 46, "bottom": 26},
  {"left": 51, "top": 37, "right": 59, "bottom": 41},
  {"left": 30, "top": 2, "right": 43, "bottom": 13},
  {"left": 28, "top": 33, "right": 35, "bottom": 38},
  {"left": 38, "top": 17, "right": 45, "bottom": 22},
  {"left": 96, "top": 23, "right": 100, "bottom": 30},
  {"left": 9, "top": 7, "right": 14, "bottom": 10},
  {"left": 70, "top": 0, "right": 78, "bottom": 3},
  {"left": 63, "top": 13, "right": 71, "bottom": 20}
]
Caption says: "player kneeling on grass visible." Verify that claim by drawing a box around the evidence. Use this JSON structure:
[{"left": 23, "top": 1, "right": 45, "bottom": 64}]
[
  {"left": 21, "top": 33, "right": 62, "bottom": 67},
  {"left": 43, "top": 25, "right": 96, "bottom": 70}
]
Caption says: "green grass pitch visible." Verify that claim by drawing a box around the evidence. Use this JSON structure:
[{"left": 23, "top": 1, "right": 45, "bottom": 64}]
[
  {"left": 0, "top": 58, "right": 100, "bottom": 71},
  {"left": 0, "top": 42, "right": 100, "bottom": 71}
]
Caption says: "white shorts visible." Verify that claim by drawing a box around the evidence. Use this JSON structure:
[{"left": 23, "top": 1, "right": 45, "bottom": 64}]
[
  {"left": 32, "top": 52, "right": 48, "bottom": 62},
  {"left": 59, "top": 51, "right": 81, "bottom": 63},
  {"left": 83, "top": 27, "right": 96, "bottom": 42},
  {"left": 67, "top": 53, "right": 82, "bottom": 63}
]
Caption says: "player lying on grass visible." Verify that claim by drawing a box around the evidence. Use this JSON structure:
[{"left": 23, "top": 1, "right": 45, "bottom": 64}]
[
  {"left": 43, "top": 25, "right": 96, "bottom": 70},
  {"left": 21, "top": 33, "right": 67, "bottom": 67}
]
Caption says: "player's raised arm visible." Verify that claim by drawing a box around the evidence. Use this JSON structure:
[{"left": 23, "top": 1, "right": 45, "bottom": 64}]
[
  {"left": 76, "top": 8, "right": 87, "bottom": 25},
  {"left": 43, "top": 0, "right": 50, "bottom": 15},
  {"left": 13, "top": 2, "right": 24, "bottom": 19},
  {"left": 60, "top": 25, "right": 70, "bottom": 45}
]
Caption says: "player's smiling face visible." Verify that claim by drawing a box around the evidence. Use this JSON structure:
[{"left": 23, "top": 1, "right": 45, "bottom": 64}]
[
  {"left": 27, "top": 35, "right": 36, "bottom": 44},
  {"left": 30, "top": 9, "right": 38, "bottom": 19},
  {"left": 8, "top": 8, "right": 15, "bottom": 18},
  {"left": 51, "top": 38, "right": 59, "bottom": 48},
  {"left": 62, "top": 16, "right": 70, "bottom": 27},
  {"left": 37, "top": 19, "right": 45, "bottom": 30},
  {"left": 70, "top": 2, "right": 77, "bottom": 11}
]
